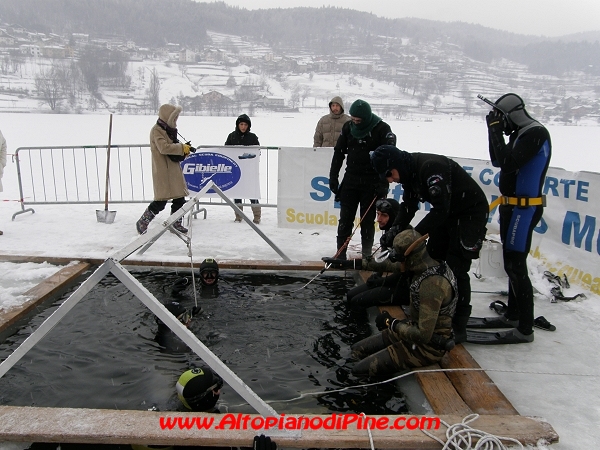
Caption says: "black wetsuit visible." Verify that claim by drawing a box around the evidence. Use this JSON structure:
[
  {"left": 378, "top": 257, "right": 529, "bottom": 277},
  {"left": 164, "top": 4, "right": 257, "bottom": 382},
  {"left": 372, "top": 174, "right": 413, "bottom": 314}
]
[
  {"left": 392, "top": 153, "right": 489, "bottom": 321},
  {"left": 489, "top": 122, "right": 551, "bottom": 334}
]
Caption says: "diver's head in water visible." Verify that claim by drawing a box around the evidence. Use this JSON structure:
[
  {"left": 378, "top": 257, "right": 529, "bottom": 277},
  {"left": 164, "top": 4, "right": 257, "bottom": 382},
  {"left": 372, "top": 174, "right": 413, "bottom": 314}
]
[
  {"left": 176, "top": 366, "right": 223, "bottom": 412},
  {"left": 199, "top": 258, "right": 219, "bottom": 286}
]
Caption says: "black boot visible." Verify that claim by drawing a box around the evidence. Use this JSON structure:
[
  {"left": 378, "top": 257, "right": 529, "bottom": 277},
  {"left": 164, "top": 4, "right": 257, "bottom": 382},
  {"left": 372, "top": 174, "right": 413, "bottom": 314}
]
[
  {"left": 453, "top": 316, "right": 469, "bottom": 344},
  {"left": 136, "top": 208, "right": 156, "bottom": 234},
  {"left": 362, "top": 239, "right": 374, "bottom": 258},
  {"left": 171, "top": 217, "right": 188, "bottom": 234},
  {"left": 336, "top": 236, "right": 348, "bottom": 260}
]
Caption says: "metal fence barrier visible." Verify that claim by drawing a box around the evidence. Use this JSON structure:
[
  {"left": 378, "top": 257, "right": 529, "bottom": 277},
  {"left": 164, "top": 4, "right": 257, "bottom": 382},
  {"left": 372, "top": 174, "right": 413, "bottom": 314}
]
[{"left": 12, "top": 144, "right": 280, "bottom": 220}]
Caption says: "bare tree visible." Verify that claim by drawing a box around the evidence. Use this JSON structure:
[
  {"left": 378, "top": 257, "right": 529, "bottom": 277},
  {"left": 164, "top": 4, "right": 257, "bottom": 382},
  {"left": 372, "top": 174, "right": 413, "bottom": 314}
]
[
  {"left": 35, "top": 65, "right": 63, "bottom": 111},
  {"left": 146, "top": 68, "right": 161, "bottom": 112},
  {"left": 301, "top": 86, "right": 311, "bottom": 107}
]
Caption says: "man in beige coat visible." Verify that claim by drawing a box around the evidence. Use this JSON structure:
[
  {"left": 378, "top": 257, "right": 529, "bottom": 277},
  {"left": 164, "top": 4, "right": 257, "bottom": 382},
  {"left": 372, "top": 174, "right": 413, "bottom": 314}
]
[
  {"left": 313, "top": 96, "right": 350, "bottom": 147},
  {"left": 136, "top": 104, "right": 193, "bottom": 234}
]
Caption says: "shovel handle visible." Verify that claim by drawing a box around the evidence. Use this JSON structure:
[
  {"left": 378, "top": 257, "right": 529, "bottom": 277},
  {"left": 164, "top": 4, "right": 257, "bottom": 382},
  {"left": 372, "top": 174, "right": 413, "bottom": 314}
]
[{"left": 104, "top": 114, "right": 113, "bottom": 210}]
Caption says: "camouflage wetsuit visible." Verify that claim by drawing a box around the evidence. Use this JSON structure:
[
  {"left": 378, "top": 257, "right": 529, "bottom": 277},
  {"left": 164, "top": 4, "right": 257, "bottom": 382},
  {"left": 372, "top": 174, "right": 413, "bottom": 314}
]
[{"left": 351, "top": 261, "right": 457, "bottom": 377}]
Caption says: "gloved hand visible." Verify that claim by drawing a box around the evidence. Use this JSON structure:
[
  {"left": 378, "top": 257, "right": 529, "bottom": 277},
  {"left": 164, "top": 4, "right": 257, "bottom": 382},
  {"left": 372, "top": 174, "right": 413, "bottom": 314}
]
[
  {"left": 366, "top": 272, "right": 382, "bottom": 287},
  {"left": 385, "top": 131, "right": 397, "bottom": 146},
  {"left": 182, "top": 143, "right": 191, "bottom": 156},
  {"left": 380, "top": 225, "right": 401, "bottom": 249},
  {"left": 486, "top": 111, "right": 503, "bottom": 131},
  {"left": 329, "top": 178, "right": 339, "bottom": 195},
  {"left": 186, "top": 141, "right": 197, "bottom": 153},
  {"left": 387, "top": 247, "right": 405, "bottom": 263},
  {"left": 321, "top": 257, "right": 362, "bottom": 270},
  {"left": 375, "top": 184, "right": 389, "bottom": 199},
  {"left": 253, "top": 435, "right": 277, "bottom": 450},
  {"left": 375, "top": 310, "right": 394, "bottom": 331}
]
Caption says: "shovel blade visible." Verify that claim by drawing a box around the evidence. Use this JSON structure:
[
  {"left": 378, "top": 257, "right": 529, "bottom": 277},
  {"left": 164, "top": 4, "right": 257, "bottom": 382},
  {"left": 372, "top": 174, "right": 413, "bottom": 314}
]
[{"left": 96, "top": 209, "right": 117, "bottom": 224}]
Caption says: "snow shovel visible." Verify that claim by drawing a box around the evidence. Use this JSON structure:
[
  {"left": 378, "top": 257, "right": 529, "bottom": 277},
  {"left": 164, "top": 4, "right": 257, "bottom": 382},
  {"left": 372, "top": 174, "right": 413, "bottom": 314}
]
[{"left": 96, "top": 114, "right": 117, "bottom": 224}]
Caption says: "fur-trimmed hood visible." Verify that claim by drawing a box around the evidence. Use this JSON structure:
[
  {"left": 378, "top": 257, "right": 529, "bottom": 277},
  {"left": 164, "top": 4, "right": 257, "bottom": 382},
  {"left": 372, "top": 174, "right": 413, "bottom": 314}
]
[{"left": 158, "top": 104, "right": 182, "bottom": 128}]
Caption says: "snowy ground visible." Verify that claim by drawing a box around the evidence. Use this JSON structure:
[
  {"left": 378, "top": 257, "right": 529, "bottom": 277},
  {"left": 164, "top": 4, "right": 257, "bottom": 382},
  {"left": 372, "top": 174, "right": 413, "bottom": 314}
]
[{"left": 1, "top": 111, "right": 600, "bottom": 449}]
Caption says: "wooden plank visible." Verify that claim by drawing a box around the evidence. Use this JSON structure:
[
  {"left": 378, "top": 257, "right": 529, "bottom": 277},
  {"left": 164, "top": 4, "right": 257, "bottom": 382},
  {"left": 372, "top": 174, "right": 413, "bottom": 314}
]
[
  {"left": 413, "top": 366, "right": 473, "bottom": 416},
  {"left": 0, "top": 406, "right": 558, "bottom": 448},
  {"left": 440, "top": 345, "right": 519, "bottom": 415},
  {"left": 0, "top": 261, "right": 91, "bottom": 333},
  {"left": 0, "top": 254, "right": 324, "bottom": 271}
]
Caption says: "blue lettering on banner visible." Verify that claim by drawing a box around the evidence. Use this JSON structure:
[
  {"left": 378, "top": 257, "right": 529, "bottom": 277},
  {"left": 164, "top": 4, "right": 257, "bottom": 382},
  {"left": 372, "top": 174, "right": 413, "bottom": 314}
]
[
  {"left": 544, "top": 177, "right": 589, "bottom": 202},
  {"left": 182, "top": 152, "right": 241, "bottom": 193},
  {"left": 534, "top": 217, "right": 548, "bottom": 234},
  {"left": 478, "top": 168, "right": 500, "bottom": 187},
  {"left": 310, "top": 177, "right": 331, "bottom": 201},
  {"left": 562, "top": 211, "right": 596, "bottom": 252}
]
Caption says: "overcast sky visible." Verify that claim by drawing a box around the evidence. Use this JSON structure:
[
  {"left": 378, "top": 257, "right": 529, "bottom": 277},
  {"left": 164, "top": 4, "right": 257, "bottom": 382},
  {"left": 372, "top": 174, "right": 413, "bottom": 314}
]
[{"left": 199, "top": 0, "right": 600, "bottom": 37}]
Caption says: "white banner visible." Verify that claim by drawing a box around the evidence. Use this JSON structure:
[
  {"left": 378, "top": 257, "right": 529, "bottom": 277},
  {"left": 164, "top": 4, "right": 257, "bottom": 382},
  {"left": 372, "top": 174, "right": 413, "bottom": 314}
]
[
  {"left": 277, "top": 148, "right": 600, "bottom": 293},
  {"left": 182, "top": 147, "right": 261, "bottom": 199}
]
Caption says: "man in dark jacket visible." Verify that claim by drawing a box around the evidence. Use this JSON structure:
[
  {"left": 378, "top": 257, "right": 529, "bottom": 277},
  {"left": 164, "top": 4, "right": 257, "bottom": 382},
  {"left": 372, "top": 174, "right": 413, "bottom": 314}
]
[
  {"left": 328, "top": 99, "right": 396, "bottom": 259},
  {"left": 225, "top": 114, "right": 261, "bottom": 223},
  {"left": 371, "top": 145, "right": 489, "bottom": 343},
  {"left": 470, "top": 93, "right": 551, "bottom": 344}
]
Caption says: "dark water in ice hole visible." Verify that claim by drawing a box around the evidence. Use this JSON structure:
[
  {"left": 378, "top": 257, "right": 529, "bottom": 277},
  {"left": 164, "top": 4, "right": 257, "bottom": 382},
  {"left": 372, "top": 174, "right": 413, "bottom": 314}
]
[{"left": 0, "top": 270, "right": 408, "bottom": 415}]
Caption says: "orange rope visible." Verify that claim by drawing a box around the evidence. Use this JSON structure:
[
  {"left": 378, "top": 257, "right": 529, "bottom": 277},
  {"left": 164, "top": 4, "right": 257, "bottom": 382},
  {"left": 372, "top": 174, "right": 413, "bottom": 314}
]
[{"left": 332, "top": 195, "right": 378, "bottom": 258}]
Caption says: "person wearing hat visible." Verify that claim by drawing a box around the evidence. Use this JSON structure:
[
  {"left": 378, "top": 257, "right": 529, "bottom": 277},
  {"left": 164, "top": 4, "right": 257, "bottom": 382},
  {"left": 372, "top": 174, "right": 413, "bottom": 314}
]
[
  {"left": 313, "top": 96, "right": 350, "bottom": 147},
  {"left": 343, "top": 198, "right": 410, "bottom": 309},
  {"left": 327, "top": 99, "right": 396, "bottom": 260},
  {"left": 199, "top": 258, "right": 219, "bottom": 287},
  {"left": 136, "top": 104, "right": 195, "bottom": 235},
  {"left": 225, "top": 114, "right": 261, "bottom": 224},
  {"left": 343, "top": 229, "right": 458, "bottom": 377},
  {"left": 470, "top": 93, "right": 551, "bottom": 344},
  {"left": 176, "top": 366, "right": 223, "bottom": 412},
  {"left": 370, "top": 145, "right": 488, "bottom": 344}
]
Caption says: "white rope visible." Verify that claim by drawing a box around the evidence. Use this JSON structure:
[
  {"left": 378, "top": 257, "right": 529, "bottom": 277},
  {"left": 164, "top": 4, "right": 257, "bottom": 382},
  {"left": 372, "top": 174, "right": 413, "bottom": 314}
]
[
  {"left": 359, "top": 412, "right": 375, "bottom": 450},
  {"left": 185, "top": 212, "right": 198, "bottom": 309},
  {"left": 268, "top": 366, "right": 597, "bottom": 404},
  {"left": 421, "top": 413, "right": 524, "bottom": 450}
]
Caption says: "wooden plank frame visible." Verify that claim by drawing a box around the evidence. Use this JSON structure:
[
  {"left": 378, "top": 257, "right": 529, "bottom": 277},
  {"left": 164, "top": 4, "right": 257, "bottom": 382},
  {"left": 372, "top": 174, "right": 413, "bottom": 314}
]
[{"left": 0, "top": 260, "right": 558, "bottom": 447}]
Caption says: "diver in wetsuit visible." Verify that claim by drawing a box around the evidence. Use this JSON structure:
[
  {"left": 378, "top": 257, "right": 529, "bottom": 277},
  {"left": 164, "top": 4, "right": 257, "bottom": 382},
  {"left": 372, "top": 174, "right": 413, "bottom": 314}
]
[
  {"left": 470, "top": 93, "right": 551, "bottom": 345},
  {"left": 324, "top": 229, "right": 458, "bottom": 377},
  {"left": 345, "top": 198, "right": 410, "bottom": 309}
]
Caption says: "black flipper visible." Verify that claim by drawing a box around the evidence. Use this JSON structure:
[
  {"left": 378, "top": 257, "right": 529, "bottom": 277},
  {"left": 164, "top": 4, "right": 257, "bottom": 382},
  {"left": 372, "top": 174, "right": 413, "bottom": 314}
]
[
  {"left": 466, "top": 329, "right": 534, "bottom": 345},
  {"left": 534, "top": 316, "right": 556, "bottom": 331},
  {"left": 489, "top": 300, "right": 508, "bottom": 315},
  {"left": 467, "top": 316, "right": 517, "bottom": 329}
]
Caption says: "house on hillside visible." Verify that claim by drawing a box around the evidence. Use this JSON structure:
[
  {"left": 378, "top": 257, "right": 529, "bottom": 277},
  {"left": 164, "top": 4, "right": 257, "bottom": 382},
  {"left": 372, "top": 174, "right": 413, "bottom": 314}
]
[
  {"left": 71, "top": 33, "right": 89, "bottom": 46},
  {"left": 0, "top": 30, "right": 16, "bottom": 46},
  {"left": 41, "top": 46, "right": 66, "bottom": 58},
  {"left": 20, "top": 44, "right": 40, "bottom": 57},
  {"left": 258, "top": 96, "right": 286, "bottom": 111},
  {"left": 179, "top": 48, "right": 196, "bottom": 63}
]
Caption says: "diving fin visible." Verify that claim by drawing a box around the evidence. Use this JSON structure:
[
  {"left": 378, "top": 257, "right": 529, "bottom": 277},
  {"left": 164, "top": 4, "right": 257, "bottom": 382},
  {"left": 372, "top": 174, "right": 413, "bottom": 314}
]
[
  {"left": 466, "top": 329, "right": 534, "bottom": 345},
  {"left": 467, "top": 315, "right": 518, "bottom": 329},
  {"left": 533, "top": 316, "right": 556, "bottom": 331}
]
